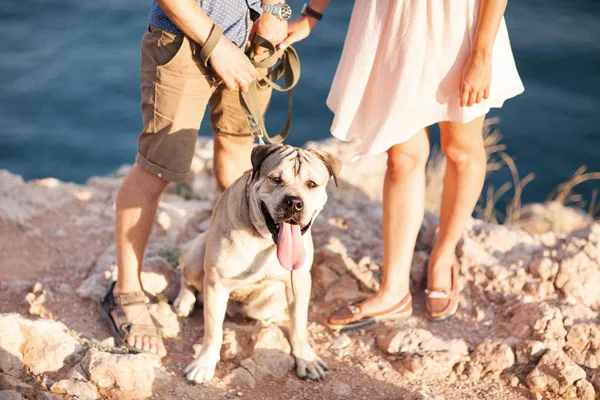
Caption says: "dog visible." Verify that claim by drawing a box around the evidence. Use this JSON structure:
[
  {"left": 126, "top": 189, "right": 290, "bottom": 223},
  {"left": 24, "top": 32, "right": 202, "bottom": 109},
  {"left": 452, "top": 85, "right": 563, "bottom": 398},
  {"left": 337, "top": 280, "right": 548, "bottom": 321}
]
[{"left": 174, "top": 144, "right": 341, "bottom": 384}]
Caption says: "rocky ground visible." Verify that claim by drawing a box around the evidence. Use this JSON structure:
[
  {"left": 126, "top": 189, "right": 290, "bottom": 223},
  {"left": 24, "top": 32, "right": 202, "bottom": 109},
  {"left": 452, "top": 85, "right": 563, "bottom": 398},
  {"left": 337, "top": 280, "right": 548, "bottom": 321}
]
[{"left": 1, "top": 138, "right": 599, "bottom": 400}]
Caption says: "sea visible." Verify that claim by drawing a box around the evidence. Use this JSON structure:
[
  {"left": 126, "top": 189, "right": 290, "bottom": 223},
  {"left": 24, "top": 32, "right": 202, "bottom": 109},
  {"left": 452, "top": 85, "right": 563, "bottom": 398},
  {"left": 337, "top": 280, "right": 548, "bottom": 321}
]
[{"left": 1, "top": 0, "right": 599, "bottom": 207}]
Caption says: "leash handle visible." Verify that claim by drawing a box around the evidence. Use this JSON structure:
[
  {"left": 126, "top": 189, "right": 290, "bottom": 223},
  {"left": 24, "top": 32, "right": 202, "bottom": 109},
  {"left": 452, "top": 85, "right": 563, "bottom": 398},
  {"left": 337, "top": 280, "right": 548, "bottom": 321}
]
[{"left": 241, "top": 34, "right": 301, "bottom": 144}]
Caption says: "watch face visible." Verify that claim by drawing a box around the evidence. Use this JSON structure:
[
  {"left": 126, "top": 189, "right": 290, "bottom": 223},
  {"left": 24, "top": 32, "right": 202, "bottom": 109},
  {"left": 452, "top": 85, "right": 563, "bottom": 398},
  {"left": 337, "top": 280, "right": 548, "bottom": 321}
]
[{"left": 280, "top": 3, "right": 292, "bottom": 20}]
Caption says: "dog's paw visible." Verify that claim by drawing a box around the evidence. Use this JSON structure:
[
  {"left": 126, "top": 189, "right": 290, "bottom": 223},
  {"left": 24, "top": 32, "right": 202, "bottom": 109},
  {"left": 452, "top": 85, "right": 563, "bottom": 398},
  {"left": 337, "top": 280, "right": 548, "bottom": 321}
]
[
  {"left": 295, "top": 355, "right": 328, "bottom": 382},
  {"left": 184, "top": 356, "right": 218, "bottom": 384},
  {"left": 173, "top": 293, "right": 196, "bottom": 318}
]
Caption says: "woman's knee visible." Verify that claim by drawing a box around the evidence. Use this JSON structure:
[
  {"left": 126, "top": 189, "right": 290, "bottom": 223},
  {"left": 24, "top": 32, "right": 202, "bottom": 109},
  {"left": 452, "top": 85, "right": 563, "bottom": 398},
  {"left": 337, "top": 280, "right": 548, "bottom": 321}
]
[
  {"left": 441, "top": 140, "right": 486, "bottom": 168},
  {"left": 386, "top": 147, "right": 429, "bottom": 180}
]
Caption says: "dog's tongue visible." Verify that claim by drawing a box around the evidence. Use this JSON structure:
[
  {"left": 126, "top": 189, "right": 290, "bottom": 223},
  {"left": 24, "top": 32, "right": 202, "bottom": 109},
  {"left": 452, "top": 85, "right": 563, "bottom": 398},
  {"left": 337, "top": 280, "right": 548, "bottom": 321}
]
[{"left": 276, "top": 222, "right": 306, "bottom": 270}]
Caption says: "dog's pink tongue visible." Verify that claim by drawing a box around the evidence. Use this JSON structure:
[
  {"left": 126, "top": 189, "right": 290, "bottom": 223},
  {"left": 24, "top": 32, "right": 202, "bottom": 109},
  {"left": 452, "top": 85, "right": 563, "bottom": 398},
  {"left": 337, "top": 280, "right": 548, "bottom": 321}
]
[{"left": 276, "top": 222, "right": 306, "bottom": 270}]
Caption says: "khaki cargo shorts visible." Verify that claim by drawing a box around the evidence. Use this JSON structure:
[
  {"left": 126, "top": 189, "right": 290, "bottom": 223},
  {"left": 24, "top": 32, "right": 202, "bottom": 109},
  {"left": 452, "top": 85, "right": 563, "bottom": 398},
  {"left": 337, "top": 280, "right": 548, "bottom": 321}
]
[{"left": 136, "top": 25, "right": 272, "bottom": 183}]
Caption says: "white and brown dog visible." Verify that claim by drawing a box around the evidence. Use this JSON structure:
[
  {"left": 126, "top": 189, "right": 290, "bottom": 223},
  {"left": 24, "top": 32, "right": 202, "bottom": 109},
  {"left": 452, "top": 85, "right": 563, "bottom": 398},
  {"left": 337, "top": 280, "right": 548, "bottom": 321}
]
[{"left": 174, "top": 144, "right": 341, "bottom": 384}]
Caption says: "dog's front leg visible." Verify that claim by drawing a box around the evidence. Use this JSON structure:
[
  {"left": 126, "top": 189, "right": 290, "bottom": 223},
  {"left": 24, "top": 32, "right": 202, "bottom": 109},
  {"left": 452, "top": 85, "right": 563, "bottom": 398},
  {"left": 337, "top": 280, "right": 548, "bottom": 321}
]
[
  {"left": 184, "top": 274, "right": 229, "bottom": 384},
  {"left": 286, "top": 272, "right": 328, "bottom": 381}
]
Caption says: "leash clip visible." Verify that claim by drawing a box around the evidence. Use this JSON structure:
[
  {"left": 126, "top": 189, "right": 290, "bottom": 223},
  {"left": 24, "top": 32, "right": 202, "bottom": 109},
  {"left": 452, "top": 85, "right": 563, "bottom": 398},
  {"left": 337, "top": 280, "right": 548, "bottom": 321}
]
[{"left": 247, "top": 114, "right": 266, "bottom": 146}]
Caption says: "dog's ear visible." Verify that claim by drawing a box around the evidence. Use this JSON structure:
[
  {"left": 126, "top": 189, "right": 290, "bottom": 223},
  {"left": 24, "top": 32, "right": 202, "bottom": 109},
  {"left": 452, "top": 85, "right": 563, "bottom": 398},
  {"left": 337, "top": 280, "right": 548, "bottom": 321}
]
[
  {"left": 251, "top": 144, "right": 282, "bottom": 180},
  {"left": 309, "top": 149, "right": 342, "bottom": 187}
]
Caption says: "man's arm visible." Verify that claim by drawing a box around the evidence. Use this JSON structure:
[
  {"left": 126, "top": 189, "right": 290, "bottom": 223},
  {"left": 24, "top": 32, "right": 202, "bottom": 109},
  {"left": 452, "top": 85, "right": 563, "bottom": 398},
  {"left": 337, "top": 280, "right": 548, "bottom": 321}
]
[{"left": 156, "top": 0, "right": 257, "bottom": 92}]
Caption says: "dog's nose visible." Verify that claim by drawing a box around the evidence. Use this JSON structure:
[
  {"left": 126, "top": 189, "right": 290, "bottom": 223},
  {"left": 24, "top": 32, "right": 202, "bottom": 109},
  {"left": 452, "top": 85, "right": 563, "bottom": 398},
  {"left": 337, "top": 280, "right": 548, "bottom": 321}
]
[{"left": 283, "top": 195, "right": 303, "bottom": 212}]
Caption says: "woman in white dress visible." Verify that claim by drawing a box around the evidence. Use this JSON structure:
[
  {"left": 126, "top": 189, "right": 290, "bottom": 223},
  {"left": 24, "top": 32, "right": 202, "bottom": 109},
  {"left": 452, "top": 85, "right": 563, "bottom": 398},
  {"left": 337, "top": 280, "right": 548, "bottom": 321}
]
[{"left": 282, "top": 0, "right": 523, "bottom": 329}]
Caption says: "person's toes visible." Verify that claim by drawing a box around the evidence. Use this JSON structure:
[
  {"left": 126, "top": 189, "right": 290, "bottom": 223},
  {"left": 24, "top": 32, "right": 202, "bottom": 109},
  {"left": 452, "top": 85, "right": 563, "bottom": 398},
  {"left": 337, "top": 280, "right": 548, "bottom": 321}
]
[
  {"left": 157, "top": 340, "right": 167, "bottom": 357},
  {"left": 134, "top": 336, "right": 144, "bottom": 350},
  {"left": 150, "top": 338, "right": 158, "bottom": 354},
  {"left": 142, "top": 336, "right": 151, "bottom": 351},
  {"left": 127, "top": 335, "right": 136, "bottom": 347}
]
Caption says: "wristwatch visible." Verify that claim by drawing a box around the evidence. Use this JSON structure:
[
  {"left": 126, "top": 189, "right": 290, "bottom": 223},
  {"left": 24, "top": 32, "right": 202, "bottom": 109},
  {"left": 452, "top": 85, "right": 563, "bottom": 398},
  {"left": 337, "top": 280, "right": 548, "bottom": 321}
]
[
  {"left": 301, "top": 3, "right": 323, "bottom": 21},
  {"left": 262, "top": 2, "right": 292, "bottom": 21}
]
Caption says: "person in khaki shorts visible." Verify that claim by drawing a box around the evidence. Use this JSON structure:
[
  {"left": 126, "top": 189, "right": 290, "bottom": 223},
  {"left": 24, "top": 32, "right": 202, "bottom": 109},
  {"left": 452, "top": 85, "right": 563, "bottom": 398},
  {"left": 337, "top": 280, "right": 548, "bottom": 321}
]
[{"left": 100, "top": 0, "right": 290, "bottom": 356}]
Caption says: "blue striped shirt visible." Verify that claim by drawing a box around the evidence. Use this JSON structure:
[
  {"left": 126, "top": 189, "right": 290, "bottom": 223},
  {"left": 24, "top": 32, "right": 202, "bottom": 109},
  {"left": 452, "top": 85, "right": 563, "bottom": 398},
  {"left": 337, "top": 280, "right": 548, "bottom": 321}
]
[{"left": 148, "top": 0, "right": 262, "bottom": 48}]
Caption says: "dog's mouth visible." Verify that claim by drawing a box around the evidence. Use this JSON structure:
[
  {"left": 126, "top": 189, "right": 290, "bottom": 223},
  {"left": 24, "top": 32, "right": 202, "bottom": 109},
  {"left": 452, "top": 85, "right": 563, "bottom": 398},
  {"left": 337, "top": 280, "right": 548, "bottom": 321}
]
[
  {"left": 261, "top": 202, "right": 312, "bottom": 271},
  {"left": 260, "top": 202, "right": 311, "bottom": 240}
]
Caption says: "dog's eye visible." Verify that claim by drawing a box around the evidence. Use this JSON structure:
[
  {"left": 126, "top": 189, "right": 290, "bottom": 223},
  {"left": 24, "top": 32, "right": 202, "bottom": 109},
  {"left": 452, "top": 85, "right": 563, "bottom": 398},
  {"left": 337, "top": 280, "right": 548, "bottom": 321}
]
[
  {"left": 270, "top": 176, "right": 282, "bottom": 185},
  {"left": 307, "top": 180, "right": 318, "bottom": 189}
]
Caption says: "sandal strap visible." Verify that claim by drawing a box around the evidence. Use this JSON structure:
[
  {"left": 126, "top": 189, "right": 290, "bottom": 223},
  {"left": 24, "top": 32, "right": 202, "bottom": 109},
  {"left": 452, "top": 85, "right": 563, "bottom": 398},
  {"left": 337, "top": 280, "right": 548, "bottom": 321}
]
[
  {"left": 121, "top": 322, "right": 162, "bottom": 338},
  {"left": 114, "top": 291, "right": 146, "bottom": 306},
  {"left": 425, "top": 288, "right": 449, "bottom": 299}
]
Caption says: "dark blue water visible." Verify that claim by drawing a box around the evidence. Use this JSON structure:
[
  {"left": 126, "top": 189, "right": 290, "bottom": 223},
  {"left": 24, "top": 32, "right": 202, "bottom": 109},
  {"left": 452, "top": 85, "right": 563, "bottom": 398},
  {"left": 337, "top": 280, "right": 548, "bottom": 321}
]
[{"left": 1, "top": 1, "right": 599, "bottom": 205}]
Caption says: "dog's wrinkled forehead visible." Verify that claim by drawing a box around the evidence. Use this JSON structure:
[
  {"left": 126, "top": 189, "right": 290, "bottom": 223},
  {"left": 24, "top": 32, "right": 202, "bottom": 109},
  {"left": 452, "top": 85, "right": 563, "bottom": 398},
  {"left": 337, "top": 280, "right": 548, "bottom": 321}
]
[
  {"left": 264, "top": 147, "right": 324, "bottom": 176},
  {"left": 251, "top": 144, "right": 341, "bottom": 186}
]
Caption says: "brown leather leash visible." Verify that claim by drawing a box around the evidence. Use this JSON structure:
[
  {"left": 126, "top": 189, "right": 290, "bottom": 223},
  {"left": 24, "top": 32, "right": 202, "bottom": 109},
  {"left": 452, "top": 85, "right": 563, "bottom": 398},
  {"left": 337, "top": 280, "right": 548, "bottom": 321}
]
[{"left": 199, "top": 24, "right": 301, "bottom": 144}]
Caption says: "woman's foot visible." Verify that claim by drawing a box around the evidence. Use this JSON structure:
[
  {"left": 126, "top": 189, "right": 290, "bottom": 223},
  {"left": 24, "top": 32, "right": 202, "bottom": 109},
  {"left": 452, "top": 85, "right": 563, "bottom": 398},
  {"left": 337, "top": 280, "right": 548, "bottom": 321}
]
[
  {"left": 425, "top": 252, "right": 459, "bottom": 321},
  {"left": 327, "top": 290, "right": 412, "bottom": 331}
]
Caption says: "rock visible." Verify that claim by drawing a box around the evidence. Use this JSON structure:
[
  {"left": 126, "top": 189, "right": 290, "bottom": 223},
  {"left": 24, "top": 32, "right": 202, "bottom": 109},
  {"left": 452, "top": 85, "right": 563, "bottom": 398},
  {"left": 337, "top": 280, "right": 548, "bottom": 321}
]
[
  {"left": 252, "top": 326, "right": 294, "bottom": 376},
  {"left": 515, "top": 340, "right": 547, "bottom": 365},
  {"left": 504, "top": 301, "right": 566, "bottom": 346},
  {"left": 284, "top": 378, "right": 302, "bottom": 392},
  {"left": 223, "top": 367, "right": 257, "bottom": 389},
  {"left": 0, "top": 374, "right": 36, "bottom": 399},
  {"left": 76, "top": 269, "right": 115, "bottom": 301},
  {"left": 404, "top": 385, "right": 444, "bottom": 400},
  {"left": 378, "top": 329, "right": 434, "bottom": 354},
  {"left": 0, "top": 314, "right": 82, "bottom": 376},
  {"left": 554, "top": 242, "right": 600, "bottom": 308},
  {"left": 380, "top": 329, "right": 468, "bottom": 377},
  {"left": 0, "top": 316, "right": 26, "bottom": 377},
  {"left": 564, "top": 323, "right": 600, "bottom": 369},
  {"left": 0, "top": 391, "right": 23, "bottom": 400},
  {"left": 51, "top": 380, "right": 99, "bottom": 400},
  {"left": 82, "top": 348, "right": 162, "bottom": 399},
  {"left": 525, "top": 350, "right": 595, "bottom": 399},
  {"left": 469, "top": 340, "right": 515, "bottom": 375},
  {"left": 589, "top": 369, "right": 600, "bottom": 393},
  {"left": 528, "top": 257, "right": 558, "bottom": 281},
  {"left": 330, "top": 381, "right": 352, "bottom": 397},
  {"left": 323, "top": 274, "right": 360, "bottom": 303},
  {"left": 147, "top": 301, "right": 180, "bottom": 339},
  {"left": 311, "top": 264, "right": 340, "bottom": 299},
  {"left": 221, "top": 326, "right": 243, "bottom": 361},
  {"left": 330, "top": 334, "right": 352, "bottom": 350},
  {"left": 140, "top": 256, "right": 179, "bottom": 301}
]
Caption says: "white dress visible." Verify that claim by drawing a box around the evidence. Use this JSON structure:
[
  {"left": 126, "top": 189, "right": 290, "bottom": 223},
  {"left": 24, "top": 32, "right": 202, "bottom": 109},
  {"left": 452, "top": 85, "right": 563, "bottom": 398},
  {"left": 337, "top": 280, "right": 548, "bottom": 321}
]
[{"left": 326, "top": 0, "right": 525, "bottom": 157}]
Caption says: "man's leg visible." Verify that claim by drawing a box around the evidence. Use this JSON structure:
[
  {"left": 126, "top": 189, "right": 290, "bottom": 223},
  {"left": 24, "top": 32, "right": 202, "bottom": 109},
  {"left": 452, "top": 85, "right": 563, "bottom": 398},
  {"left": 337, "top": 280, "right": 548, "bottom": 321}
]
[
  {"left": 208, "top": 81, "right": 272, "bottom": 193},
  {"left": 108, "top": 25, "right": 215, "bottom": 355},
  {"left": 113, "top": 165, "right": 169, "bottom": 355}
]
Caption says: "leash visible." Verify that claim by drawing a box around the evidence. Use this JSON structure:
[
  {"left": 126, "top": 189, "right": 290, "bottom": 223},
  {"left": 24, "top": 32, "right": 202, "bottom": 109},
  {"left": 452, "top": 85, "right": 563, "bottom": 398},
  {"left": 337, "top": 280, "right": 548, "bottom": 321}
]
[{"left": 198, "top": 24, "right": 301, "bottom": 145}]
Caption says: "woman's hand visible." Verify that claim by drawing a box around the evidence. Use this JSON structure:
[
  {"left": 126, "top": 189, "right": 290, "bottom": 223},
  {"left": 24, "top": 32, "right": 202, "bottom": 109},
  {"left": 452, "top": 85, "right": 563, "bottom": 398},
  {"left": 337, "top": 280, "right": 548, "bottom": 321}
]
[
  {"left": 460, "top": 50, "right": 492, "bottom": 107},
  {"left": 278, "top": 16, "right": 317, "bottom": 49}
]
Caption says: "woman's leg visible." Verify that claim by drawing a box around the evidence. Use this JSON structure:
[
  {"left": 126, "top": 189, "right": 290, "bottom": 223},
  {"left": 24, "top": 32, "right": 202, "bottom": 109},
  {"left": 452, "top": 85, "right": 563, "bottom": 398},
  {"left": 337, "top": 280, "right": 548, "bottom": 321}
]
[
  {"left": 358, "top": 128, "right": 430, "bottom": 314},
  {"left": 428, "top": 115, "right": 487, "bottom": 292}
]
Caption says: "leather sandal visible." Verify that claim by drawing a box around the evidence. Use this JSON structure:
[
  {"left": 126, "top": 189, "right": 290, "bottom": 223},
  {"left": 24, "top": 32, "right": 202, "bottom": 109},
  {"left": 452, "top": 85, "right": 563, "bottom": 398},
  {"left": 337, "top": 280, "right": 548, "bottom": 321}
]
[
  {"left": 326, "top": 293, "right": 412, "bottom": 332},
  {"left": 99, "top": 281, "right": 164, "bottom": 354},
  {"left": 425, "top": 256, "right": 460, "bottom": 321}
]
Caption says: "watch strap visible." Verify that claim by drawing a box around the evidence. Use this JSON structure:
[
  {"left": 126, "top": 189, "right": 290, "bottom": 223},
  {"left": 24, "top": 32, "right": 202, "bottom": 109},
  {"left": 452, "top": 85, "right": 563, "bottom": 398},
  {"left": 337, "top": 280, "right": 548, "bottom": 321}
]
[{"left": 301, "top": 4, "right": 323, "bottom": 21}]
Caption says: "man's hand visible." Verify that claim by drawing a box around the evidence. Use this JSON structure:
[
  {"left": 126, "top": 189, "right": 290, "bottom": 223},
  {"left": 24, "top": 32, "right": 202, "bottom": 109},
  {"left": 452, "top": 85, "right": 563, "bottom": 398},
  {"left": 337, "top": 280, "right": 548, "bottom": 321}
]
[
  {"left": 210, "top": 37, "right": 258, "bottom": 92},
  {"left": 251, "top": 12, "right": 288, "bottom": 55}
]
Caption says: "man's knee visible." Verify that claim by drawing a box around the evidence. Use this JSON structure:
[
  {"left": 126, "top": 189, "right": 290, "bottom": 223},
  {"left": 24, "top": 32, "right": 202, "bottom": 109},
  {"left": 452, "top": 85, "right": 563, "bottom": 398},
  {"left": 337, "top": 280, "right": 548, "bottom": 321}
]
[
  {"left": 116, "top": 164, "right": 169, "bottom": 208},
  {"left": 213, "top": 133, "right": 254, "bottom": 191}
]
